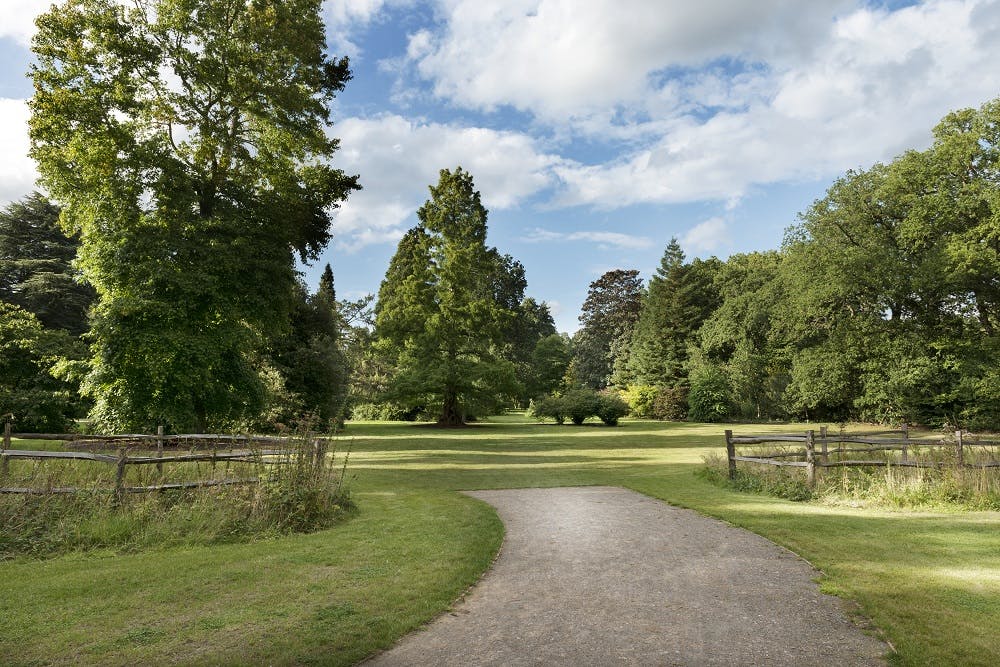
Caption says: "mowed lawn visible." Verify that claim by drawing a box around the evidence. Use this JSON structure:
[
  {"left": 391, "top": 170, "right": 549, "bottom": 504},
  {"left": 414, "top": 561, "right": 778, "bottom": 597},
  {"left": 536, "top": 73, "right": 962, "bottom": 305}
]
[{"left": 2, "top": 415, "right": 998, "bottom": 666}]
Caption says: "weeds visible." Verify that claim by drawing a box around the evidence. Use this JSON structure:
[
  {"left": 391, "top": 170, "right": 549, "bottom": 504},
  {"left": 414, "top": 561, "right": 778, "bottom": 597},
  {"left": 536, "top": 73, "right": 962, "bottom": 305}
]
[{"left": 0, "top": 425, "right": 355, "bottom": 560}]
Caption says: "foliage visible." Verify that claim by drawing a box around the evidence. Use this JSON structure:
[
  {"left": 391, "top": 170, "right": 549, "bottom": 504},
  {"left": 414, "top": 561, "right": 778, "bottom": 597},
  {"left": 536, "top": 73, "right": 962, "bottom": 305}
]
[
  {"left": 264, "top": 269, "right": 349, "bottom": 431},
  {"left": 523, "top": 333, "right": 572, "bottom": 401},
  {"left": 621, "top": 384, "right": 688, "bottom": 420},
  {"left": 529, "top": 387, "right": 629, "bottom": 426},
  {"left": 29, "top": 0, "right": 358, "bottom": 431},
  {"left": 573, "top": 269, "right": 644, "bottom": 388},
  {"left": 374, "top": 168, "right": 518, "bottom": 425},
  {"left": 622, "top": 239, "right": 721, "bottom": 387},
  {"left": 687, "top": 364, "right": 732, "bottom": 422},
  {"left": 0, "top": 193, "right": 94, "bottom": 336},
  {"left": 0, "top": 302, "right": 87, "bottom": 432},
  {"left": 0, "top": 428, "right": 353, "bottom": 560}
]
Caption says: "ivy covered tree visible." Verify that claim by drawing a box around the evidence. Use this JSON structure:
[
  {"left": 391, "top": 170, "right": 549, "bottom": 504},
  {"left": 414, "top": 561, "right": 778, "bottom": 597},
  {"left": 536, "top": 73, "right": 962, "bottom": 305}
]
[
  {"left": 0, "top": 193, "right": 94, "bottom": 336},
  {"left": 29, "top": 0, "right": 358, "bottom": 431},
  {"left": 374, "top": 168, "right": 518, "bottom": 425}
]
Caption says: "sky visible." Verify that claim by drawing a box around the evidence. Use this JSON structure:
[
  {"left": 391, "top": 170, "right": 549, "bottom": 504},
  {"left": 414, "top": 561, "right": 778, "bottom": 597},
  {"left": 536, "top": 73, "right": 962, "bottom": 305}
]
[{"left": 2, "top": 1, "right": 1000, "bottom": 332}]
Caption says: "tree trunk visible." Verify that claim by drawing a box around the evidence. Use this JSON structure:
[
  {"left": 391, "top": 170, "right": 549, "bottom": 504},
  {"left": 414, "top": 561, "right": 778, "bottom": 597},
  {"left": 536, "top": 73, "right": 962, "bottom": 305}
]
[{"left": 438, "top": 389, "right": 464, "bottom": 426}]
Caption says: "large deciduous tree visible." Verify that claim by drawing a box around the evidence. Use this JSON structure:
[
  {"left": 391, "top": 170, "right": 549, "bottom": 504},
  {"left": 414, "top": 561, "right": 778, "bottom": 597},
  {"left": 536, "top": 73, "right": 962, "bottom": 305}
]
[
  {"left": 29, "top": 0, "right": 358, "bottom": 431},
  {"left": 375, "top": 168, "right": 518, "bottom": 425}
]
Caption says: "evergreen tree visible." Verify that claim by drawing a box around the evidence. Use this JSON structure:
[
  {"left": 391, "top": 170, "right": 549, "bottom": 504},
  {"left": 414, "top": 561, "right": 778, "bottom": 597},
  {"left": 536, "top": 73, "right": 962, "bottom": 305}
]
[
  {"left": 573, "top": 269, "right": 644, "bottom": 388},
  {"left": 625, "top": 239, "right": 721, "bottom": 387},
  {"left": 0, "top": 193, "right": 94, "bottom": 336},
  {"left": 374, "top": 168, "right": 518, "bottom": 425}
]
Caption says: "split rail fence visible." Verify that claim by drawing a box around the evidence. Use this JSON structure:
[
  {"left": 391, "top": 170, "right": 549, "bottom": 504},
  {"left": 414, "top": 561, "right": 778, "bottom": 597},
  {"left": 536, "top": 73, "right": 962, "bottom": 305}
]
[
  {"left": 0, "top": 422, "right": 326, "bottom": 497},
  {"left": 724, "top": 425, "right": 1000, "bottom": 487}
]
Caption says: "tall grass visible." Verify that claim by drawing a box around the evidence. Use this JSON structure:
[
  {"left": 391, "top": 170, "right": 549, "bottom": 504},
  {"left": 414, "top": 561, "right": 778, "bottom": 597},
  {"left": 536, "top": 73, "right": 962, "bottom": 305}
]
[
  {"left": 704, "top": 439, "right": 1000, "bottom": 510},
  {"left": 0, "top": 429, "right": 354, "bottom": 560}
]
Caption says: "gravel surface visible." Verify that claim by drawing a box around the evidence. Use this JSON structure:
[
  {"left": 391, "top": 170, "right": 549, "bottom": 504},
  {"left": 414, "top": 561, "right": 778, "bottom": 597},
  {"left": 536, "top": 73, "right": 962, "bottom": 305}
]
[{"left": 364, "top": 486, "right": 888, "bottom": 666}]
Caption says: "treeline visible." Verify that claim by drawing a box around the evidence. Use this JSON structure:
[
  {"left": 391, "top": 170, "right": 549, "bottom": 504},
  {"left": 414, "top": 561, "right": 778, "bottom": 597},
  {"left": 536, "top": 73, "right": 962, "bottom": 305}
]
[{"left": 573, "top": 98, "right": 1000, "bottom": 429}]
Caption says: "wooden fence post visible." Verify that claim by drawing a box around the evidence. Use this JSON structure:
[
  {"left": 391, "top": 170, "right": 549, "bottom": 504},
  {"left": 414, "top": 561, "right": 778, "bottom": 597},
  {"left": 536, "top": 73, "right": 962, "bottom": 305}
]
[
  {"left": 819, "top": 425, "right": 829, "bottom": 465},
  {"left": 725, "top": 430, "right": 736, "bottom": 480},
  {"left": 955, "top": 430, "right": 964, "bottom": 467},
  {"left": 901, "top": 423, "right": 909, "bottom": 463},
  {"left": 1, "top": 419, "right": 10, "bottom": 477},
  {"left": 805, "top": 430, "right": 816, "bottom": 488},
  {"left": 156, "top": 425, "right": 164, "bottom": 476},
  {"left": 114, "top": 447, "right": 127, "bottom": 502}
]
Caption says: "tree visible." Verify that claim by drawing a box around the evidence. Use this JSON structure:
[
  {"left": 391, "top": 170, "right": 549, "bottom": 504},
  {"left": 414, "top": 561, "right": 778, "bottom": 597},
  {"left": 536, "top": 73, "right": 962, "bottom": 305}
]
[
  {"left": 573, "top": 269, "right": 644, "bottom": 388},
  {"left": 375, "top": 168, "right": 518, "bottom": 425},
  {"left": 0, "top": 193, "right": 94, "bottom": 335},
  {"left": 29, "top": 0, "right": 358, "bottom": 431},
  {"left": 625, "top": 239, "right": 721, "bottom": 387},
  {"left": 696, "top": 251, "right": 790, "bottom": 420},
  {"left": 0, "top": 302, "right": 87, "bottom": 432}
]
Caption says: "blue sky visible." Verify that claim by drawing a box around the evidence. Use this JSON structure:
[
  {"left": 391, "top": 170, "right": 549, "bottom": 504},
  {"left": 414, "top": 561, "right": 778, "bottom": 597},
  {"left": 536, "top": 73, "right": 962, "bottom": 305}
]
[{"left": 2, "top": 1, "right": 1000, "bottom": 332}]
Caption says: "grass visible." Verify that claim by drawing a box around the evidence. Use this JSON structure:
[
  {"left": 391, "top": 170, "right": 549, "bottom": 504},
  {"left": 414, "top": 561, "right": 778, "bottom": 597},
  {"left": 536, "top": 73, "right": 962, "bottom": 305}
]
[{"left": 2, "top": 416, "right": 999, "bottom": 665}]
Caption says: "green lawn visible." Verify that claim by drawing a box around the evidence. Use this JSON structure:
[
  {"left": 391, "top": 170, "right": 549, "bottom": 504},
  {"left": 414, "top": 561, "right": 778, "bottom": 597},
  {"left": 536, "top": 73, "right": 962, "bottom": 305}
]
[{"left": 2, "top": 416, "right": 998, "bottom": 665}]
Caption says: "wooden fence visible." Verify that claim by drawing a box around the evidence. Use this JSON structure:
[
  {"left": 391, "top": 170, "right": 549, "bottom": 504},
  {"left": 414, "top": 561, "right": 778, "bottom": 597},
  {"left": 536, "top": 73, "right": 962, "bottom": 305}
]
[
  {"left": 724, "top": 425, "right": 1000, "bottom": 487},
  {"left": 0, "top": 422, "right": 319, "bottom": 497}
]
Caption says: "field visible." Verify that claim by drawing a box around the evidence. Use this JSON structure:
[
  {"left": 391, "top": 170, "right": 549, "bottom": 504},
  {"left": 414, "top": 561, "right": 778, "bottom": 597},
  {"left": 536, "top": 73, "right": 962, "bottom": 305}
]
[{"left": 2, "top": 415, "right": 998, "bottom": 666}]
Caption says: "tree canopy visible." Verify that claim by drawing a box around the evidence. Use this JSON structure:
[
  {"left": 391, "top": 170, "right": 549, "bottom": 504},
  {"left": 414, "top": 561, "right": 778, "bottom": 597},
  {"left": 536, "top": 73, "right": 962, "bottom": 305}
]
[
  {"left": 374, "top": 168, "right": 519, "bottom": 425},
  {"left": 29, "top": 0, "right": 358, "bottom": 431}
]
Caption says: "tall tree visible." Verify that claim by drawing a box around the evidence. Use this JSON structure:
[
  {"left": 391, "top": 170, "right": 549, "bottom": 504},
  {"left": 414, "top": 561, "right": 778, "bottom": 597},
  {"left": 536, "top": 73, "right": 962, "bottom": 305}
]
[
  {"left": 375, "top": 168, "right": 518, "bottom": 425},
  {"left": 573, "top": 269, "right": 644, "bottom": 388},
  {"left": 29, "top": 0, "right": 358, "bottom": 431},
  {"left": 625, "top": 239, "right": 721, "bottom": 387},
  {"left": 0, "top": 193, "right": 94, "bottom": 335}
]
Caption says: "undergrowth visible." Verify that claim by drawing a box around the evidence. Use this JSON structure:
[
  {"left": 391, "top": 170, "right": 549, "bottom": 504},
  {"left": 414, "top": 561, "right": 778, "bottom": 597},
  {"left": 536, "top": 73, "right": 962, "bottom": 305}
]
[
  {"left": 0, "top": 429, "right": 355, "bottom": 561},
  {"left": 701, "top": 453, "right": 1000, "bottom": 510}
]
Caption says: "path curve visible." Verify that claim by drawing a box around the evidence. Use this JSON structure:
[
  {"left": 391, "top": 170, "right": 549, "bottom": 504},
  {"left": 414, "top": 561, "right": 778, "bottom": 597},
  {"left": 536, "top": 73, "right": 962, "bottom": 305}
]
[{"left": 365, "top": 486, "right": 887, "bottom": 666}]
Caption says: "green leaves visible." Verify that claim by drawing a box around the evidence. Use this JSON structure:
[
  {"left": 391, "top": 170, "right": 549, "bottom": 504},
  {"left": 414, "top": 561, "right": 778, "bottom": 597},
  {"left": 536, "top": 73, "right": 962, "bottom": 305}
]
[
  {"left": 375, "top": 169, "right": 520, "bottom": 424},
  {"left": 29, "top": 0, "right": 358, "bottom": 431}
]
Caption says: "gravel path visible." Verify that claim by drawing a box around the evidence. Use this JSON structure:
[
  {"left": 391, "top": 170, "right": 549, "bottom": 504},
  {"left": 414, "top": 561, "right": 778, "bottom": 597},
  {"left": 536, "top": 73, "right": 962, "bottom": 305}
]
[{"left": 364, "top": 486, "right": 887, "bottom": 666}]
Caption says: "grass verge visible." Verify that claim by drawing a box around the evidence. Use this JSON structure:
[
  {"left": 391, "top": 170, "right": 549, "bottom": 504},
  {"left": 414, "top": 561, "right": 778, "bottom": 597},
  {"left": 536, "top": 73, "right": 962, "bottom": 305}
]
[{"left": 2, "top": 416, "right": 998, "bottom": 665}]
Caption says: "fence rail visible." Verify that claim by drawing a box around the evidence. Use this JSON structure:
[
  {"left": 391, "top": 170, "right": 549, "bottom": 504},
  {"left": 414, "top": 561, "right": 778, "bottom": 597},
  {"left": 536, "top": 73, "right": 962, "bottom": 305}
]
[
  {"left": 0, "top": 422, "right": 318, "bottom": 497},
  {"left": 724, "top": 426, "right": 1000, "bottom": 487}
]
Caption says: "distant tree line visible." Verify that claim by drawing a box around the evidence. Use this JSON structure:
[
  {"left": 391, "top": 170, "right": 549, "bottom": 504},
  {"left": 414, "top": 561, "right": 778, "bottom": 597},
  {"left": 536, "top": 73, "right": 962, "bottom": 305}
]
[{"left": 571, "top": 98, "right": 1000, "bottom": 430}]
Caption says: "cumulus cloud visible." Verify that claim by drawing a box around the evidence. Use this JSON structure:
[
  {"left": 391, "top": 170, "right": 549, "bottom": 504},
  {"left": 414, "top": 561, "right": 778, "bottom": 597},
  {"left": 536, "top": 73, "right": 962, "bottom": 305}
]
[
  {"left": 0, "top": 98, "right": 37, "bottom": 205},
  {"left": 681, "top": 217, "right": 729, "bottom": 254},
  {"left": 407, "top": 0, "right": 1000, "bottom": 210},
  {"left": 408, "top": 0, "right": 854, "bottom": 119},
  {"left": 523, "top": 227, "right": 653, "bottom": 250},
  {"left": 330, "top": 114, "right": 566, "bottom": 249}
]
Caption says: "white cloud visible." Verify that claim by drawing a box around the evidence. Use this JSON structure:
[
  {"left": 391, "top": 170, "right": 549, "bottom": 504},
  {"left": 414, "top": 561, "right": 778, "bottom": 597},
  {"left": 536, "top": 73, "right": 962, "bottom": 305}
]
[
  {"left": 0, "top": 1, "right": 51, "bottom": 46},
  {"left": 0, "top": 98, "right": 37, "bottom": 205},
  {"left": 401, "top": 0, "right": 1000, "bottom": 212},
  {"left": 408, "top": 0, "right": 854, "bottom": 120},
  {"left": 681, "top": 217, "right": 729, "bottom": 254},
  {"left": 330, "top": 114, "right": 566, "bottom": 250},
  {"left": 523, "top": 227, "right": 653, "bottom": 250}
]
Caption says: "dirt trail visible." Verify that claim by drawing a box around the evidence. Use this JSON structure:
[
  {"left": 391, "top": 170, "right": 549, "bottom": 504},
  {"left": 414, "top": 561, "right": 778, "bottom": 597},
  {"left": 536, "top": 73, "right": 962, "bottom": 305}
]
[{"left": 364, "top": 486, "right": 887, "bottom": 666}]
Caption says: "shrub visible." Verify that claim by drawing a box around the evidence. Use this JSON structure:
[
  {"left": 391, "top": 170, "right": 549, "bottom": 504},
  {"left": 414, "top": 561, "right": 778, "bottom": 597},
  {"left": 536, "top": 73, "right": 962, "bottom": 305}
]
[
  {"left": 530, "top": 388, "right": 629, "bottom": 426},
  {"left": 623, "top": 384, "right": 687, "bottom": 420},
  {"left": 561, "top": 388, "right": 601, "bottom": 425},
  {"left": 529, "top": 395, "right": 565, "bottom": 424},
  {"left": 687, "top": 366, "right": 731, "bottom": 422},
  {"left": 596, "top": 391, "right": 630, "bottom": 426}
]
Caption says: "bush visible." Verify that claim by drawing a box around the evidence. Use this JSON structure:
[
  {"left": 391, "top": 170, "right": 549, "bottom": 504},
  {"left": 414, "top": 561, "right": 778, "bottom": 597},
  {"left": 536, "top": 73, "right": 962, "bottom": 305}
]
[
  {"left": 623, "top": 384, "right": 688, "bottom": 420},
  {"left": 595, "top": 391, "right": 629, "bottom": 426},
  {"left": 687, "top": 366, "right": 731, "bottom": 422},
  {"left": 349, "top": 401, "right": 423, "bottom": 421},
  {"left": 530, "top": 388, "right": 629, "bottom": 426}
]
